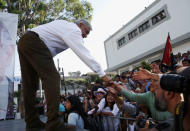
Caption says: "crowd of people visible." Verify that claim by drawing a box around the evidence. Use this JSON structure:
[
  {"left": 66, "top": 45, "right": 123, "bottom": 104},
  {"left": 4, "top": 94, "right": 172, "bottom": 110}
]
[
  {"left": 16, "top": 17, "right": 190, "bottom": 131},
  {"left": 36, "top": 50, "right": 190, "bottom": 131}
]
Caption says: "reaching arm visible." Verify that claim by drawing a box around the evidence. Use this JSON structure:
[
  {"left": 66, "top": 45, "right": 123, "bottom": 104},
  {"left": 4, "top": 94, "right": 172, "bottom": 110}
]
[{"left": 62, "top": 30, "right": 105, "bottom": 77}]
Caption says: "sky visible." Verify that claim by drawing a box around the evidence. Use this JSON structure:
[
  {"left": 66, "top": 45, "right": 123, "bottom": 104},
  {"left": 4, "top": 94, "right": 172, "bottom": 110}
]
[{"left": 14, "top": 0, "right": 155, "bottom": 76}]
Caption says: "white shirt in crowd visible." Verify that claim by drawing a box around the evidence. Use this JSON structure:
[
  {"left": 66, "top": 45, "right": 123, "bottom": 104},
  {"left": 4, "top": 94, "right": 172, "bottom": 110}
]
[
  {"left": 88, "top": 98, "right": 105, "bottom": 115},
  {"left": 68, "top": 112, "right": 84, "bottom": 129},
  {"left": 102, "top": 103, "right": 120, "bottom": 131},
  {"left": 31, "top": 20, "right": 105, "bottom": 77}
]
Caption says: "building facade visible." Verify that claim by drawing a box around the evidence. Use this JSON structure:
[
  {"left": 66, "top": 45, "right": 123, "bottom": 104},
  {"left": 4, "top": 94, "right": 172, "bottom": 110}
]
[{"left": 104, "top": 0, "right": 190, "bottom": 74}]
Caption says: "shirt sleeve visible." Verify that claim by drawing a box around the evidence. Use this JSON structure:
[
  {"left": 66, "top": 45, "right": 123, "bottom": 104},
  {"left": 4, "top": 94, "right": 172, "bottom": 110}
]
[
  {"left": 62, "top": 29, "right": 105, "bottom": 77},
  {"left": 59, "top": 104, "right": 65, "bottom": 112},
  {"left": 122, "top": 102, "right": 136, "bottom": 115},
  {"left": 111, "top": 104, "right": 119, "bottom": 116},
  {"left": 120, "top": 88, "right": 149, "bottom": 105},
  {"left": 87, "top": 98, "right": 105, "bottom": 114},
  {"left": 96, "top": 98, "right": 106, "bottom": 112}
]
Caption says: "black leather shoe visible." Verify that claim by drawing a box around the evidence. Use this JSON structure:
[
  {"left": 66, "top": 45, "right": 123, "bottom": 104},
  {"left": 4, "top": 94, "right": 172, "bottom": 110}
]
[{"left": 26, "top": 120, "right": 45, "bottom": 131}]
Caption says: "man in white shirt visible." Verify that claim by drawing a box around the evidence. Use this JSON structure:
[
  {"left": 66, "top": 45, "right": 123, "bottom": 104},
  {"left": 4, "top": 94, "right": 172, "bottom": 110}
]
[{"left": 18, "top": 19, "right": 111, "bottom": 131}]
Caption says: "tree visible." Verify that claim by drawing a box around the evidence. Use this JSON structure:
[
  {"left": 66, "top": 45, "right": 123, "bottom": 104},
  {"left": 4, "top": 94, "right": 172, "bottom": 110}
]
[
  {"left": 0, "top": 0, "right": 6, "bottom": 9},
  {"left": 1, "top": 0, "right": 93, "bottom": 37}
]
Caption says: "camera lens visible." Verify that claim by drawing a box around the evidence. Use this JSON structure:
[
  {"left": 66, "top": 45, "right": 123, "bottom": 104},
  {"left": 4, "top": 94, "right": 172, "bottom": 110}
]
[{"left": 160, "top": 74, "right": 185, "bottom": 93}]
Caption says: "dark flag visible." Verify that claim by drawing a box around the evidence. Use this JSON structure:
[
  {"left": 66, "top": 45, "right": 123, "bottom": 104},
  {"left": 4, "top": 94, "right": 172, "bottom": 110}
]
[{"left": 161, "top": 34, "right": 175, "bottom": 72}]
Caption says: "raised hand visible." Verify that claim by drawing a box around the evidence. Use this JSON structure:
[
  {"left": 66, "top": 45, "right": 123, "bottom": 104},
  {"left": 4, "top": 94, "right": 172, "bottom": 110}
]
[
  {"left": 102, "top": 75, "right": 112, "bottom": 82},
  {"left": 132, "top": 68, "right": 153, "bottom": 81}
]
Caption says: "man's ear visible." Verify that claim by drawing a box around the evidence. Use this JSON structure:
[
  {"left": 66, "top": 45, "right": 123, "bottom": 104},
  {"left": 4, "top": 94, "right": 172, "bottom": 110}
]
[{"left": 78, "top": 23, "right": 83, "bottom": 28}]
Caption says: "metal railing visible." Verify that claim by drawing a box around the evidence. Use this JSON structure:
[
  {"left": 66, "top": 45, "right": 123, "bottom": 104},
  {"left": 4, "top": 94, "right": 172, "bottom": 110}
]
[
  {"left": 87, "top": 115, "right": 136, "bottom": 131},
  {"left": 103, "top": 115, "right": 136, "bottom": 131}
]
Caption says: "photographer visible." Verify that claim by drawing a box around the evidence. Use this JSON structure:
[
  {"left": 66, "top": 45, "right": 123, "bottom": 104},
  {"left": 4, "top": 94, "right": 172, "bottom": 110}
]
[
  {"left": 177, "top": 67, "right": 190, "bottom": 131},
  {"left": 133, "top": 67, "right": 190, "bottom": 131}
]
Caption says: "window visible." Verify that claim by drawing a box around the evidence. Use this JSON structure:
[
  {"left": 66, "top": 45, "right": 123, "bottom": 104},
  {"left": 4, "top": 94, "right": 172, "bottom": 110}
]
[
  {"left": 139, "top": 21, "right": 150, "bottom": 33},
  {"left": 116, "top": 5, "right": 169, "bottom": 49},
  {"left": 118, "top": 37, "right": 126, "bottom": 47},
  {"left": 128, "top": 29, "right": 138, "bottom": 40},
  {"left": 152, "top": 10, "right": 166, "bottom": 25}
]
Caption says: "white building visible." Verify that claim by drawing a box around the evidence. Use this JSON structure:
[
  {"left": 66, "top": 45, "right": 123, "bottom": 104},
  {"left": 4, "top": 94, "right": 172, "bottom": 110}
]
[{"left": 104, "top": 0, "right": 190, "bottom": 74}]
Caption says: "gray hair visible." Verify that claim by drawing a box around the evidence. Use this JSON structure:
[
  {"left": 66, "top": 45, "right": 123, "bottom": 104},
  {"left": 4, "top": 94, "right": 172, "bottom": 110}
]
[{"left": 75, "top": 19, "right": 92, "bottom": 30}]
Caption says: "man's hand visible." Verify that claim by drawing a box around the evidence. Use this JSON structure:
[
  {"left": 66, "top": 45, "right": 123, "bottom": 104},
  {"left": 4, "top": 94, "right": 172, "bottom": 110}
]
[
  {"left": 102, "top": 75, "right": 112, "bottom": 82},
  {"left": 132, "top": 68, "right": 153, "bottom": 81},
  {"left": 94, "top": 105, "right": 99, "bottom": 111},
  {"left": 139, "top": 120, "right": 150, "bottom": 131},
  {"left": 102, "top": 75, "right": 113, "bottom": 86}
]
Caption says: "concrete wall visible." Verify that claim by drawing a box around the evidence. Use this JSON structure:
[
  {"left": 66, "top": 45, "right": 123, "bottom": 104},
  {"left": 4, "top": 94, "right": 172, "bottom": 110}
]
[{"left": 104, "top": 0, "right": 190, "bottom": 71}]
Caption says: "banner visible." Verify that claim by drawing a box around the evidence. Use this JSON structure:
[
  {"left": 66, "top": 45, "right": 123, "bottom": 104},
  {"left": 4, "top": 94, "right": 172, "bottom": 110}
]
[
  {"left": 161, "top": 34, "right": 175, "bottom": 72},
  {"left": 0, "top": 13, "right": 18, "bottom": 120}
]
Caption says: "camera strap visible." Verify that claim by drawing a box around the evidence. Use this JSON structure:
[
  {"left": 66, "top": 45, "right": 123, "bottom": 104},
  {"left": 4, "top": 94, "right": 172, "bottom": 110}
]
[{"left": 174, "top": 102, "right": 184, "bottom": 131}]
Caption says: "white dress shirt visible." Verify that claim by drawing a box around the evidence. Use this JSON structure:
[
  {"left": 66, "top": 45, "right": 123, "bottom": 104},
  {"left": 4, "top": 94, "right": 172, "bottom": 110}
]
[{"left": 31, "top": 20, "right": 105, "bottom": 77}]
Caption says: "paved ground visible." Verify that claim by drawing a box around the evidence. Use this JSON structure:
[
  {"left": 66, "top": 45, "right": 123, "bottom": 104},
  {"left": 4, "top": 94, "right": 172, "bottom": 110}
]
[
  {"left": 0, "top": 116, "right": 46, "bottom": 131},
  {"left": 0, "top": 116, "right": 87, "bottom": 131}
]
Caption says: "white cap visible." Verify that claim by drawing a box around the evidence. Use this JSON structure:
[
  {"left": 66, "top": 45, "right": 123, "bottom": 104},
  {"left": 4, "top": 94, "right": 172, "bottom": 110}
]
[{"left": 94, "top": 88, "right": 107, "bottom": 95}]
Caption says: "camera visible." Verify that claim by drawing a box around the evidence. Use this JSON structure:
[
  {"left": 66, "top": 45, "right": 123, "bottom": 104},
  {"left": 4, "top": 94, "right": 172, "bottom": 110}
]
[
  {"left": 160, "top": 74, "right": 190, "bottom": 93},
  {"left": 136, "top": 118, "right": 156, "bottom": 129},
  {"left": 160, "top": 73, "right": 190, "bottom": 131},
  {"left": 159, "top": 67, "right": 190, "bottom": 131}
]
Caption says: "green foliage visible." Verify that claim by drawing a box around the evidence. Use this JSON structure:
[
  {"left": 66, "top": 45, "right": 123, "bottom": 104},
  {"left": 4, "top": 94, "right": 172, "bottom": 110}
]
[
  {"left": 65, "top": 78, "right": 86, "bottom": 85},
  {"left": 133, "top": 66, "right": 139, "bottom": 71},
  {"left": 0, "top": 0, "right": 6, "bottom": 9},
  {"left": 141, "top": 61, "right": 151, "bottom": 71},
  {"left": 1, "top": 0, "right": 93, "bottom": 37},
  {"left": 95, "top": 77, "right": 103, "bottom": 85},
  {"left": 28, "top": 24, "right": 36, "bottom": 29},
  {"left": 87, "top": 74, "right": 99, "bottom": 83}
]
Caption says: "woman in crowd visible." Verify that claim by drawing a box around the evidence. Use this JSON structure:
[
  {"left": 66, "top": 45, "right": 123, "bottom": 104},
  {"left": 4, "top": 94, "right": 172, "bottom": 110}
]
[
  {"left": 87, "top": 88, "right": 107, "bottom": 115},
  {"left": 59, "top": 96, "right": 66, "bottom": 122},
  {"left": 101, "top": 92, "right": 120, "bottom": 131},
  {"left": 65, "top": 95, "right": 86, "bottom": 129}
]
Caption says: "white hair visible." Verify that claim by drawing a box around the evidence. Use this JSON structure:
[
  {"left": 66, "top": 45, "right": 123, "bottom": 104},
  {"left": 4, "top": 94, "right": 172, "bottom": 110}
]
[{"left": 75, "top": 19, "right": 92, "bottom": 30}]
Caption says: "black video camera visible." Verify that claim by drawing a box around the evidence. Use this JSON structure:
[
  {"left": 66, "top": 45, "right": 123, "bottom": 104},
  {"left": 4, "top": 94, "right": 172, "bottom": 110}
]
[
  {"left": 160, "top": 74, "right": 190, "bottom": 131},
  {"left": 160, "top": 74, "right": 190, "bottom": 93}
]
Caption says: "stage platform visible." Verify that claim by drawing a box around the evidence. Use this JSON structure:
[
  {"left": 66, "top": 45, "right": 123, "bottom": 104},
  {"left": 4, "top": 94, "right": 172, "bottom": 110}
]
[{"left": 0, "top": 116, "right": 87, "bottom": 131}]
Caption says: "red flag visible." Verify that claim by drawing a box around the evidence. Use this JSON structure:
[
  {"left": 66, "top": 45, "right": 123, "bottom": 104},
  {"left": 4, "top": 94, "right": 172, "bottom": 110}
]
[
  {"left": 162, "top": 34, "right": 172, "bottom": 66},
  {"left": 161, "top": 34, "right": 175, "bottom": 72}
]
